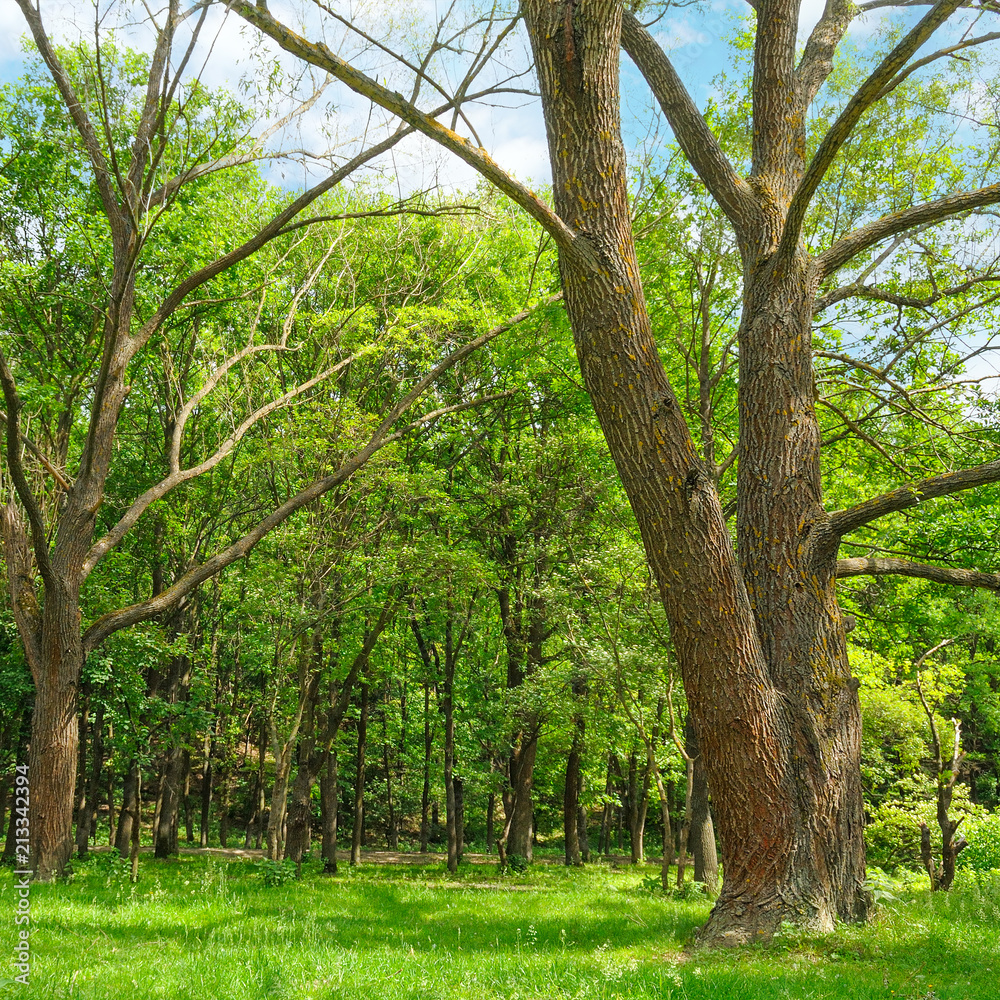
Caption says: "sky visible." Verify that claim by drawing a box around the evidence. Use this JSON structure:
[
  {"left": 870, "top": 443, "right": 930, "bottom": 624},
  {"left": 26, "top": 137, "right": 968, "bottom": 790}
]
[
  {"left": 0, "top": 0, "right": 872, "bottom": 192},
  {"left": 3, "top": 1, "right": 999, "bottom": 390}
]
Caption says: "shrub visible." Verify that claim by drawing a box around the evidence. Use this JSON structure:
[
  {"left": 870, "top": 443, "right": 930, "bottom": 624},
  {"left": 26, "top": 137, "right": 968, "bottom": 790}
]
[
  {"left": 958, "top": 813, "right": 1000, "bottom": 871},
  {"left": 254, "top": 857, "right": 299, "bottom": 887}
]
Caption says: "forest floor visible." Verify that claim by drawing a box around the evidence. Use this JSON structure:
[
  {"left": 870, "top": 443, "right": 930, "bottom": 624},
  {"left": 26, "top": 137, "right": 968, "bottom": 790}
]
[{"left": 1, "top": 853, "right": 996, "bottom": 999}]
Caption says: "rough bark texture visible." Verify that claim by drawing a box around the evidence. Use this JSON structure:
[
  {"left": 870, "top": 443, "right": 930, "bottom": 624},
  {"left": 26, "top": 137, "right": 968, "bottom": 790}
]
[
  {"left": 687, "top": 718, "right": 719, "bottom": 893},
  {"left": 350, "top": 682, "right": 368, "bottom": 865},
  {"left": 320, "top": 748, "right": 338, "bottom": 874},
  {"left": 521, "top": 1, "right": 866, "bottom": 942}
]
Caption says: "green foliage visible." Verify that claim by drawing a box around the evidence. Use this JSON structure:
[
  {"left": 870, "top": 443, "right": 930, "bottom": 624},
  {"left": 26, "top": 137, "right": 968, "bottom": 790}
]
[
  {"left": 959, "top": 813, "right": 1000, "bottom": 872},
  {"left": 253, "top": 857, "right": 300, "bottom": 887}
]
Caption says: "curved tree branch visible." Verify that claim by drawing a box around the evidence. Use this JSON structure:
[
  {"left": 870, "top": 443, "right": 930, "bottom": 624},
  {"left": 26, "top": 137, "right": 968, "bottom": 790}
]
[
  {"left": 818, "top": 185, "right": 1000, "bottom": 277},
  {"left": 229, "top": 1, "right": 596, "bottom": 271},
  {"left": 80, "top": 297, "right": 558, "bottom": 652},
  {"left": 620, "top": 12, "right": 756, "bottom": 229},
  {"left": 837, "top": 556, "right": 1000, "bottom": 591},
  {"left": 829, "top": 458, "right": 1000, "bottom": 536}
]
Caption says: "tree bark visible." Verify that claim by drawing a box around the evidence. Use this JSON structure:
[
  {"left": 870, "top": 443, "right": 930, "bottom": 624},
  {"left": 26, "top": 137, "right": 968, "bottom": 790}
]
[
  {"left": 506, "top": 733, "right": 537, "bottom": 860},
  {"left": 154, "top": 744, "right": 186, "bottom": 858},
  {"left": 420, "top": 680, "right": 431, "bottom": 853},
  {"left": 519, "top": 2, "right": 868, "bottom": 941},
  {"left": 77, "top": 702, "right": 105, "bottom": 856},
  {"left": 320, "top": 747, "right": 338, "bottom": 873},
  {"left": 200, "top": 724, "right": 216, "bottom": 849},
  {"left": 564, "top": 732, "right": 582, "bottom": 866},
  {"left": 686, "top": 717, "right": 719, "bottom": 893},
  {"left": 115, "top": 760, "right": 139, "bottom": 858},
  {"left": 350, "top": 682, "right": 368, "bottom": 865}
]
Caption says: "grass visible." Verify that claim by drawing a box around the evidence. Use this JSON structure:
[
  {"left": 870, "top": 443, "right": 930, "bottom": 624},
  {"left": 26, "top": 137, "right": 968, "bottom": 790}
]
[{"left": 1, "top": 854, "right": 999, "bottom": 999}]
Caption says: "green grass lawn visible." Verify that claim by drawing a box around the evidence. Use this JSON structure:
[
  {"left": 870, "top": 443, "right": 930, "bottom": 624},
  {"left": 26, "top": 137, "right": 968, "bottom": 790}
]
[{"left": 1, "top": 854, "right": 998, "bottom": 999}]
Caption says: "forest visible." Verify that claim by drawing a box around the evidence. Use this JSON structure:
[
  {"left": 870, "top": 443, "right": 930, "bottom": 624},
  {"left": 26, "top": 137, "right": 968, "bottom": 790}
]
[{"left": 2, "top": 0, "right": 1000, "bottom": 997}]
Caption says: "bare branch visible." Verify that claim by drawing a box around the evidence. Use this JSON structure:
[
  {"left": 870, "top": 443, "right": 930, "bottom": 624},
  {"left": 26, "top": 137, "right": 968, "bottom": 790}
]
[
  {"left": 0, "top": 410, "right": 71, "bottom": 491},
  {"left": 81, "top": 355, "right": 355, "bottom": 580},
  {"left": 876, "top": 31, "right": 1000, "bottom": 101},
  {"left": 13, "top": 0, "right": 120, "bottom": 221},
  {"left": 620, "top": 12, "right": 756, "bottom": 229},
  {"left": 229, "top": 1, "right": 596, "bottom": 271},
  {"left": 837, "top": 556, "right": 1000, "bottom": 591},
  {"left": 818, "top": 186, "right": 1000, "bottom": 277},
  {"left": 126, "top": 125, "right": 414, "bottom": 360},
  {"left": 80, "top": 297, "right": 557, "bottom": 651},
  {"left": 829, "top": 458, "right": 1000, "bottom": 536},
  {"left": 782, "top": 0, "right": 966, "bottom": 257}
]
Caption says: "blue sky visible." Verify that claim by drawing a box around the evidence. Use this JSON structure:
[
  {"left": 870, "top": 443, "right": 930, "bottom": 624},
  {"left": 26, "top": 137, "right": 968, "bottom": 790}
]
[{"left": 0, "top": 0, "right": 912, "bottom": 193}]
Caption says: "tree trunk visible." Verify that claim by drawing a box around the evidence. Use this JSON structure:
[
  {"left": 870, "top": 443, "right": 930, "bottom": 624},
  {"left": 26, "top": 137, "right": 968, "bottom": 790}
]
[
  {"left": 320, "top": 747, "right": 338, "bottom": 874},
  {"left": 115, "top": 760, "right": 139, "bottom": 858},
  {"left": 564, "top": 720, "right": 583, "bottom": 866},
  {"left": 506, "top": 733, "right": 537, "bottom": 860},
  {"left": 351, "top": 682, "right": 368, "bottom": 865},
  {"left": 420, "top": 681, "right": 431, "bottom": 852},
  {"left": 107, "top": 764, "right": 116, "bottom": 847},
  {"left": 629, "top": 753, "right": 650, "bottom": 865},
  {"left": 676, "top": 755, "right": 695, "bottom": 890},
  {"left": 266, "top": 759, "right": 292, "bottom": 862},
  {"left": 521, "top": 4, "right": 868, "bottom": 942},
  {"left": 599, "top": 754, "right": 613, "bottom": 857},
  {"left": 687, "top": 718, "right": 719, "bottom": 893},
  {"left": 577, "top": 795, "right": 590, "bottom": 864},
  {"left": 182, "top": 750, "right": 194, "bottom": 844},
  {"left": 383, "top": 733, "right": 398, "bottom": 850},
  {"left": 486, "top": 790, "right": 495, "bottom": 854},
  {"left": 200, "top": 727, "right": 215, "bottom": 849},
  {"left": 218, "top": 769, "right": 230, "bottom": 849},
  {"left": 28, "top": 606, "right": 84, "bottom": 879},
  {"left": 154, "top": 745, "right": 185, "bottom": 858},
  {"left": 442, "top": 627, "right": 460, "bottom": 874},
  {"left": 76, "top": 702, "right": 104, "bottom": 856},
  {"left": 455, "top": 776, "right": 465, "bottom": 861}
]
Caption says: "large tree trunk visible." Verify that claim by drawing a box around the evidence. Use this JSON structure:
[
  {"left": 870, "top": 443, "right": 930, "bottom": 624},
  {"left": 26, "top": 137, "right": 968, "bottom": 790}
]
[
  {"left": 521, "top": 3, "right": 867, "bottom": 943},
  {"left": 28, "top": 603, "right": 85, "bottom": 879},
  {"left": 733, "top": 247, "right": 867, "bottom": 932}
]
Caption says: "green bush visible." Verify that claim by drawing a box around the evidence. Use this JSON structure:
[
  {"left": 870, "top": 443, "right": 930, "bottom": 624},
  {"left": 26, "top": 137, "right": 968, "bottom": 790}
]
[
  {"left": 959, "top": 812, "right": 1000, "bottom": 871},
  {"left": 254, "top": 857, "right": 299, "bottom": 887},
  {"left": 865, "top": 802, "right": 925, "bottom": 871}
]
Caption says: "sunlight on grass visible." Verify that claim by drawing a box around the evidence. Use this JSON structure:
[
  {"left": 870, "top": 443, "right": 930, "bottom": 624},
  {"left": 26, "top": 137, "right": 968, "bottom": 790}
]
[{"left": 2, "top": 856, "right": 999, "bottom": 998}]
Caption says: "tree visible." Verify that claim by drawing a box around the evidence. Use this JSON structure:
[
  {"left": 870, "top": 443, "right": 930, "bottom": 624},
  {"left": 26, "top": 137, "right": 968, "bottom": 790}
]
[
  {"left": 234, "top": 0, "right": 1000, "bottom": 942},
  {"left": 0, "top": 3, "right": 542, "bottom": 879}
]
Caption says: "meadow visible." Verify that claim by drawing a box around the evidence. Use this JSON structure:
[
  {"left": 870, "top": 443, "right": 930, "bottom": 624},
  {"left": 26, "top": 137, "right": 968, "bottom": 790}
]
[{"left": 1, "top": 854, "right": 997, "bottom": 999}]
